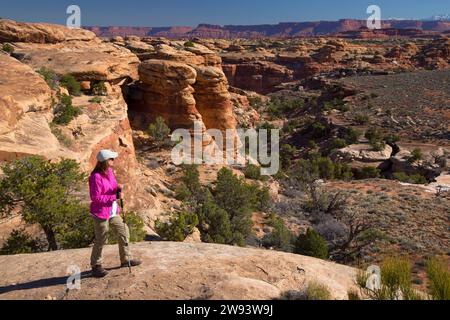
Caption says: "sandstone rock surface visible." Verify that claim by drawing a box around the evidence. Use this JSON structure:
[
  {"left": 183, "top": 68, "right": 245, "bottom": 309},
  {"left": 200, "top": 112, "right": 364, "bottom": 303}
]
[
  {"left": 0, "top": 19, "right": 96, "bottom": 43},
  {"left": 0, "top": 242, "right": 357, "bottom": 300},
  {"left": 12, "top": 41, "right": 139, "bottom": 81}
]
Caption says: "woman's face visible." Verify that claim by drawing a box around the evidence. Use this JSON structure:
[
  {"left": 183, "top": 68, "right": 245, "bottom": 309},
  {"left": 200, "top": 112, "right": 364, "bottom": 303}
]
[{"left": 107, "top": 159, "right": 115, "bottom": 168}]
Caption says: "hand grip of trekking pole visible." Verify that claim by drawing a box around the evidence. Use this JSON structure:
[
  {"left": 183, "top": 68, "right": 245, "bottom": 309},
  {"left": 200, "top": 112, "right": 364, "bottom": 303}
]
[{"left": 116, "top": 188, "right": 126, "bottom": 223}]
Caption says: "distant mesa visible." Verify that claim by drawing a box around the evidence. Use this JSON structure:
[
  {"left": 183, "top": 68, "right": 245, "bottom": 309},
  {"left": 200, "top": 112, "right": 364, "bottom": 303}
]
[{"left": 84, "top": 19, "right": 450, "bottom": 39}]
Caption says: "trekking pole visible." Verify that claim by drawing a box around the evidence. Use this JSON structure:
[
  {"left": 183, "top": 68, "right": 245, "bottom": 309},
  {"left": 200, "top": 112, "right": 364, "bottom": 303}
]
[{"left": 117, "top": 188, "right": 132, "bottom": 274}]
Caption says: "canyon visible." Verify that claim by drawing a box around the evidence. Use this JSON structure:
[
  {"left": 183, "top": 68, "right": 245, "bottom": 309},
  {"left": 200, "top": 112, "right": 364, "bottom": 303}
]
[{"left": 0, "top": 18, "right": 449, "bottom": 300}]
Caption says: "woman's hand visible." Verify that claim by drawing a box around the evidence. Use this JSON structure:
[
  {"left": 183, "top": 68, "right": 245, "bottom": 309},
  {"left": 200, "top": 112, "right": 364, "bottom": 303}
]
[{"left": 117, "top": 185, "right": 125, "bottom": 199}]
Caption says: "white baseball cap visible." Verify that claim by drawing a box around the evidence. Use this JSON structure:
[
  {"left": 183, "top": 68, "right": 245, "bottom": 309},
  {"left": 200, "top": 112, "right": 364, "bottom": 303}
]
[{"left": 97, "top": 150, "right": 119, "bottom": 162}]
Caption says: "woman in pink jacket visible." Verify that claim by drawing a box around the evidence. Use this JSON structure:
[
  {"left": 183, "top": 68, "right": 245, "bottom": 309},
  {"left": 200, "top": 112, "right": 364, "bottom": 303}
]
[{"left": 89, "top": 150, "right": 142, "bottom": 278}]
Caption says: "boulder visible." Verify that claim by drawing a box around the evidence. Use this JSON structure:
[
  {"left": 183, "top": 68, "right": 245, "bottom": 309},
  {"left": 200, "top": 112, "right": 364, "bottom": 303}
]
[
  {"left": 0, "top": 19, "right": 96, "bottom": 43},
  {"left": 331, "top": 144, "right": 393, "bottom": 163},
  {"left": 12, "top": 41, "right": 139, "bottom": 81}
]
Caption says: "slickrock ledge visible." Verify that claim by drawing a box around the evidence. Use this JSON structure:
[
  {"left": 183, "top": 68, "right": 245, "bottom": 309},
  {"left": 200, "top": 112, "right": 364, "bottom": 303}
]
[{"left": 0, "top": 242, "right": 357, "bottom": 300}]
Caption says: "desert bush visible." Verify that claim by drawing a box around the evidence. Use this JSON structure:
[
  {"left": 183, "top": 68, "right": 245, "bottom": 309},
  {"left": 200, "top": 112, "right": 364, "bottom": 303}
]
[
  {"left": 50, "top": 123, "right": 73, "bottom": 148},
  {"left": 426, "top": 257, "right": 450, "bottom": 300},
  {"left": 347, "top": 288, "right": 361, "bottom": 300},
  {"left": 294, "top": 229, "right": 329, "bottom": 260},
  {"left": 267, "top": 97, "right": 303, "bottom": 118},
  {"left": 165, "top": 167, "right": 267, "bottom": 247},
  {"left": 147, "top": 116, "right": 171, "bottom": 148},
  {"left": 196, "top": 191, "right": 234, "bottom": 244},
  {"left": 184, "top": 41, "right": 195, "bottom": 47},
  {"left": 295, "top": 156, "right": 352, "bottom": 181},
  {"left": 393, "top": 172, "right": 427, "bottom": 185},
  {"left": 52, "top": 94, "right": 82, "bottom": 125},
  {"left": 89, "top": 96, "right": 102, "bottom": 104},
  {"left": 384, "top": 134, "right": 401, "bottom": 144},
  {"left": 344, "top": 127, "right": 361, "bottom": 145},
  {"left": 37, "top": 67, "right": 58, "bottom": 89},
  {"left": 60, "top": 74, "right": 81, "bottom": 96},
  {"left": 244, "top": 164, "right": 262, "bottom": 180},
  {"left": 214, "top": 168, "right": 256, "bottom": 245},
  {"left": 356, "top": 166, "right": 381, "bottom": 179},
  {"left": 354, "top": 113, "right": 370, "bottom": 125},
  {"left": 2, "top": 43, "right": 14, "bottom": 54},
  {"left": 305, "top": 282, "right": 332, "bottom": 300},
  {"left": 365, "top": 127, "right": 385, "bottom": 151},
  {"left": 108, "top": 212, "right": 146, "bottom": 244},
  {"left": 330, "top": 138, "right": 347, "bottom": 150},
  {"left": 410, "top": 148, "right": 423, "bottom": 163},
  {"left": 175, "top": 183, "right": 192, "bottom": 201},
  {"left": 262, "top": 215, "right": 294, "bottom": 252},
  {"left": 92, "top": 81, "right": 107, "bottom": 96},
  {"left": 0, "top": 229, "right": 41, "bottom": 255},
  {"left": 309, "top": 121, "right": 329, "bottom": 139},
  {"left": 282, "top": 119, "right": 300, "bottom": 135},
  {"left": 0, "top": 156, "right": 92, "bottom": 251},
  {"left": 357, "top": 256, "right": 420, "bottom": 300},
  {"left": 280, "top": 144, "right": 297, "bottom": 169},
  {"left": 155, "top": 211, "right": 199, "bottom": 242}
]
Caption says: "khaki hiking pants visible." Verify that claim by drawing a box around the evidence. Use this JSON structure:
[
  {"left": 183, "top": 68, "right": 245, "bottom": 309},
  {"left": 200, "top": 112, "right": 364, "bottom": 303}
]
[{"left": 91, "top": 215, "right": 131, "bottom": 267}]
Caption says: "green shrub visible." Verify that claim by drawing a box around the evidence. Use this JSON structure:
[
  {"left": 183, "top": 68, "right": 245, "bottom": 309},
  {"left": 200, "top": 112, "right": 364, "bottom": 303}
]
[
  {"left": 2, "top": 43, "right": 14, "bottom": 54},
  {"left": 50, "top": 123, "right": 73, "bottom": 148},
  {"left": 295, "top": 156, "right": 353, "bottom": 181},
  {"left": 393, "top": 172, "right": 427, "bottom": 185},
  {"left": 181, "top": 165, "right": 201, "bottom": 194},
  {"left": 381, "top": 256, "right": 413, "bottom": 300},
  {"left": 147, "top": 116, "right": 171, "bottom": 147},
  {"left": 92, "top": 81, "right": 107, "bottom": 96},
  {"left": 155, "top": 211, "right": 199, "bottom": 242},
  {"left": 356, "top": 166, "right": 381, "bottom": 179},
  {"left": 175, "top": 183, "right": 192, "bottom": 201},
  {"left": 426, "top": 257, "right": 450, "bottom": 300},
  {"left": 0, "top": 230, "right": 40, "bottom": 255},
  {"left": 331, "top": 138, "right": 347, "bottom": 150},
  {"left": 365, "top": 127, "right": 385, "bottom": 151},
  {"left": 310, "top": 122, "right": 328, "bottom": 139},
  {"left": 280, "top": 144, "right": 297, "bottom": 169},
  {"left": 262, "top": 215, "right": 294, "bottom": 252},
  {"left": 267, "top": 97, "right": 304, "bottom": 119},
  {"left": 196, "top": 191, "right": 233, "bottom": 245},
  {"left": 184, "top": 41, "right": 195, "bottom": 47},
  {"left": 168, "top": 167, "right": 268, "bottom": 247},
  {"left": 354, "top": 113, "right": 370, "bottom": 125},
  {"left": 89, "top": 96, "right": 102, "bottom": 104},
  {"left": 37, "top": 67, "right": 58, "bottom": 89},
  {"left": 108, "top": 212, "right": 146, "bottom": 244},
  {"left": 384, "top": 134, "right": 401, "bottom": 144},
  {"left": 347, "top": 289, "right": 361, "bottom": 300},
  {"left": 214, "top": 168, "right": 256, "bottom": 246},
  {"left": 410, "top": 149, "right": 423, "bottom": 163},
  {"left": 60, "top": 74, "right": 81, "bottom": 96},
  {"left": 0, "top": 156, "right": 91, "bottom": 251},
  {"left": 294, "top": 229, "right": 329, "bottom": 260},
  {"left": 52, "top": 94, "right": 82, "bottom": 125},
  {"left": 357, "top": 256, "right": 420, "bottom": 300},
  {"left": 344, "top": 127, "right": 361, "bottom": 145},
  {"left": 306, "top": 282, "right": 332, "bottom": 300},
  {"left": 244, "top": 164, "right": 262, "bottom": 180}
]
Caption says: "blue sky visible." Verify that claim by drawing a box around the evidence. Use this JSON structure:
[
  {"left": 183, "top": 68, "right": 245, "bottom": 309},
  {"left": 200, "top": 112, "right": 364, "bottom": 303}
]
[{"left": 0, "top": 0, "right": 449, "bottom": 27}]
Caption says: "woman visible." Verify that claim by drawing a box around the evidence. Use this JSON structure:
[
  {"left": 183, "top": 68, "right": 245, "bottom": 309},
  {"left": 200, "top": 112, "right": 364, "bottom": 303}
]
[{"left": 89, "top": 149, "right": 142, "bottom": 278}]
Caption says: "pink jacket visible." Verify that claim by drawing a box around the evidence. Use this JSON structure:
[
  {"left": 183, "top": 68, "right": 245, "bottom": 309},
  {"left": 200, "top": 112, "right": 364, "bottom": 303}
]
[{"left": 89, "top": 168, "right": 121, "bottom": 220}]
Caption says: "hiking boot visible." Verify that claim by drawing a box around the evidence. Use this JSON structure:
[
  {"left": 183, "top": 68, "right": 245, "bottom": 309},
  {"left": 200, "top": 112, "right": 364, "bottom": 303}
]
[
  {"left": 121, "top": 259, "right": 142, "bottom": 268},
  {"left": 92, "top": 265, "right": 109, "bottom": 278}
]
